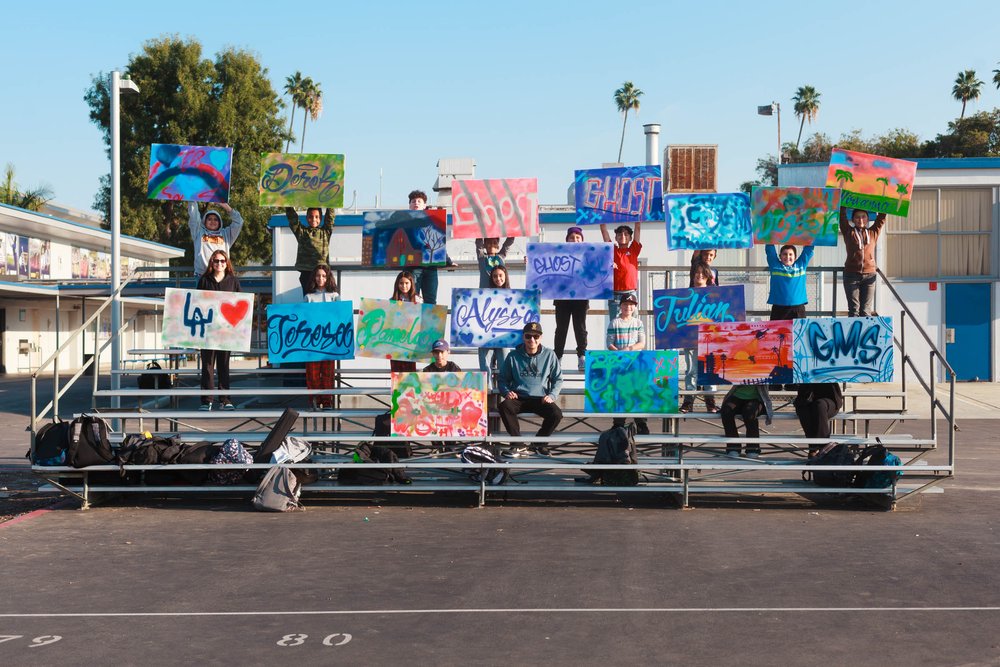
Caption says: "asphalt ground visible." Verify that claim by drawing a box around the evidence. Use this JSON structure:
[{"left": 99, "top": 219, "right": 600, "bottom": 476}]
[{"left": 0, "top": 375, "right": 998, "bottom": 665}]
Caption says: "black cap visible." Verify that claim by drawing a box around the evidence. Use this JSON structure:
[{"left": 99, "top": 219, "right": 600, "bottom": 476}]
[
  {"left": 619, "top": 293, "right": 638, "bottom": 305},
  {"left": 523, "top": 321, "right": 543, "bottom": 336}
]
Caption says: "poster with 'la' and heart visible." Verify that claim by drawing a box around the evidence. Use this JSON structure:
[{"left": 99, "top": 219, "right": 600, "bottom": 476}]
[{"left": 161, "top": 287, "right": 255, "bottom": 351}]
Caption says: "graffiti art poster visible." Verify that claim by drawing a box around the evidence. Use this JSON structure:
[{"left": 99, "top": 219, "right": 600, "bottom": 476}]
[
  {"left": 451, "top": 177, "right": 539, "bottom": 239},
  {"left": 258, "top": 152, "right": 345, "bottom": 208},
  {"left": 356, "top": 298, "right": 447, "bottom": 362},
  {"left": 147, "top": 143, "right": 233, "bottom": 203},
  {"left": 585, "top": 350, "right": 679, "bottom": 414},
  {"left": 28, "top": 238, "right": 40, "bottom": 279},
  {"left": 792, "top": 317, "right": 893, "bottom": 383},
  {"left": 653, "top": 285, "right": 746, "bottom": 350},
  {"left": 574, "top": 165, "right": 664, "bottom": 225},
  {"left": 266, "top": 301, "right": 355, "bottom": 363},
  {"left": 826, "top": 149, "right": 917, "bottom": 217},
  {"left": 161, "top": 287, "right": 254, "bottom": 351},
  {"left": 525, "top": 242, "right": 614, "bottom": 300},
  {"left": 16, "top": 236, "right": 28, "bottom": 278},
  {"left": 451, "top": 288, "right": 541, "bottom": 349},
  {"left": 4, "top": 233, "right": 16, "bottom": 275},
  {"left": 391, "top": 371, "right": 488, "bottom": 438},
  {"left": 666, "top": 193, "right": 753, "bottom": 250},
  {"left": 751, "top": 186, "right": 841, "bottom": 247},
  {"left": 697, "top": 320, "right": 793, "bottom": 385},
  {"left": 361, "top": 209, "right": 447, "bottom": 268}
]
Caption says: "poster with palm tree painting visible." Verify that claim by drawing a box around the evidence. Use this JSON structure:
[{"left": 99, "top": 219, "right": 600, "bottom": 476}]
[
  {"left": 361, "top": 209, "right": 447, "bottom": 268},
  {"left": 697, "top": 320, "right": 793, "bottom": 385},
  {"left": 825, "top": 149, "right": 917, "bottom": 217}
]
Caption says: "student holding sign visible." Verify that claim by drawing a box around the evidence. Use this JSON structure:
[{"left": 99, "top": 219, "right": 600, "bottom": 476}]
[
  {"left": 197, "top": 250, "right": 241, "bottom": 410},
  {"left": 601, "top": 222, "right": 642, "bottom": 322},
  {"left": 765, "top": 244, "right": 815, "bottom": 320},
  {"left": 553, "top": 227, "right": 589, "bottom": 371},
  {"left": 304, "top": 265, "right": 340, "bottom": 410},
  {"left": 188, "top": 202, "right": 244, "bottom": 276},
  {"left": 286, "top": 206, "right": 335, "bottom": 296},
  {"left": 389, "top": 270, "right": 422, "bottom": 373},
  {"left": 840, "top": 207, "right": 886, "bottom": 317}
]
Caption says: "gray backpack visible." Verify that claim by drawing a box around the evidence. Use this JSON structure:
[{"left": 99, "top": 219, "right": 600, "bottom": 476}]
[{"left": 252, "top": 466, "right": 303, "bottom": 512}]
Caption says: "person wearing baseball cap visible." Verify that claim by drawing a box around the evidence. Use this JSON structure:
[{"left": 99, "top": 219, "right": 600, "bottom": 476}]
[
  {"left": 497, "top": 321, "right": 563, "bottom": 457},
  {"left": 601, "top": 220, "right": 642, "bottom": 323},
  {"left": 423, "top": 339, "right": 461, "bottom": 373},
  {"left": 606, "top": 292, "right": 649, "bottom": 435},
  {"left": 553, "top": 226, "right": 589, "bottom": 371}
]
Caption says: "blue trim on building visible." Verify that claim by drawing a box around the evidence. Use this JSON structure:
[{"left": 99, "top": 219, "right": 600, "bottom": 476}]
[{"left": 269, "top": 210, "right": 579, "bottom": 228}]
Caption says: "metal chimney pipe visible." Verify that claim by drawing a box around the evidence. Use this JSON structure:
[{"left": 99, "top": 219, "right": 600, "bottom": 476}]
[{"left": 643, "top": 123, "right": 661, "bottom": 166}]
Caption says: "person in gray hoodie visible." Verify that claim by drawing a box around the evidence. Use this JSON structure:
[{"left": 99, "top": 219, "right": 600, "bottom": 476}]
[
  {"left": 188, "top": 202, "right": 244, "bottom": 277},
  {"left": 498, "top": 321, "right": 563, "bottom": 456}
]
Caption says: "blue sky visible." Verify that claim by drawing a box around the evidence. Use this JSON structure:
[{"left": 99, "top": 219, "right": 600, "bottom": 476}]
[{"left": 3, "top": 0, "right": 1000, "bottom": 215}]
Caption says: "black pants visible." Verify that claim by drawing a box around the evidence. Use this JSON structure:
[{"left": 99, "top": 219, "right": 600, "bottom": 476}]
[
  {"left": 770, "top": 304, "right": 805, "bottom": 320},
  {"left": 499, "top": 396, "right": 563, "bottom": 438},
  {"left": 298, "top": 270, "right": 313, "bottom": 297},
  {"left": 795, "top": 397, "right": 839, "bottom": 439},
  {"left": 720, "top": 396, "right": 762, "bottom": 451},
  {"left": 553, "top": 300, "right": 588, "bottom": 358},
  {"left": 200, "top": 349, "right": 231, "bottom": 405}
]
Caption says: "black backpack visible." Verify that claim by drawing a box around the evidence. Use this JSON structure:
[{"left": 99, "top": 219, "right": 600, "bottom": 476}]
[
  {"left": 137, "top": 361, "right": 172, "bottom": 390},
  {"left": 338, "top": 443, "right": 411, "bottom": 486},
  {"left": 67, "top": 415, "right": 115, "bottom": 468},
  {"left": 806, "top": 442, "right": 857, "bottom": 487},
  {"left": 29, "top": 420, "right": 73, "bottom": 465},
  {"left": 373, "top": 411, "right": 412, "bottom": 459},
  {"left": 460, "top": 444, "right": 509, "bottom": 485},
  {"left": 590, "top": 423, "right": 639, "bottom": 486},
  {"left": 116, "top": 433, "right": 185, "bottom": 467}
]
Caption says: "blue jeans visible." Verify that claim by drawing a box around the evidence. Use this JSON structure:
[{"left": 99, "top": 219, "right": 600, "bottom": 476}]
[
  {"left": 608, "top": 289, "right": 638, "bottom": 323},
  {"left": 478, "top": 347, "right": 508, "bottom": 385},
  {"left": 414, "top": 267, "right": 439, "bottom": 305}
]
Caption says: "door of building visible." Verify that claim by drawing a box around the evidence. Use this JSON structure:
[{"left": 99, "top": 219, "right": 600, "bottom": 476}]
[{"left": 944, "top": 282, "right": 992, "bottom": 381}]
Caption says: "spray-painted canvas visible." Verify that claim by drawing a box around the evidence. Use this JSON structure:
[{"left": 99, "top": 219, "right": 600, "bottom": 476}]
[
  {"left": 666, "top": 193, "right": 753, "bottom": 250},
  {"left": 451, "top": 178, "right": 539, "bottom": 239},
  {"left": 147, "top": 144, "right": 233, "bottom": 203},
  {"left": 751, "top": 186, "right": 841, "bottom": 247},
  {"left": 266, "top": 301, "right": 355, "bottom": 363},
  {"left": 161, "top": 287, "right": 254, "bottom": 351},
  {"left": 525, "top": 242, "right": 614, "bottom": 300},
  {"left": 16, "top": 236, "right": 28, "bottom": 278},
  {"left": 391, "top": 371, "right": 488, "bottom": 438},
  {"left": 653, "top": 285, "right": 746, "bottom": 350},
  {"left": 451, "top": 288, "right": 541, "bottom": 349},
  {"left": 356, "top": 298, "right": 447, "bottom": 362},
  {"left": 792, "top": 317, "right": 893, "bottom": 383},
  {"left": 825, "top": 149, "right": 917, "bottom": 217},
  {"left": 574, "top": 165, "right": 664, "bottom": 225},
  {"left": 585, "top": 350, "right": 679, "bottom": 414},
  {"left": 258, "top": 153, "right": 345, "bottom": 207},
  {"left": 697, "top": 320, "right": 793, "bottom": 385},
  {"left": 4, "top": 233, "right": 15, "bottom": 275},
  {"left": 361, "top": 209, "right": 447, "bottom": 268}
]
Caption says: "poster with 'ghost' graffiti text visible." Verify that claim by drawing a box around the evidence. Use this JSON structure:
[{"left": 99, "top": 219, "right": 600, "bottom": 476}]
[
  {"left": 391, "top": 371, "right": 488, "bottom": 438},
  {"left": 525, "top": 242, "right": 614, "bottom": 300},
  {"left": 574, "top": 165, "right": 664, "bottom": 225},
  {"left": 792, "top": 316, "right": 894, "bottom": 383}
]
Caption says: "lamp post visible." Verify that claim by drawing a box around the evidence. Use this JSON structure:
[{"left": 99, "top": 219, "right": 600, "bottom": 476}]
[
  {"left": 757, "top": 101, "right": 781, "bottom": 164},
  {"left": 110, "top": 71, "right": 139, "bottom": 408}
]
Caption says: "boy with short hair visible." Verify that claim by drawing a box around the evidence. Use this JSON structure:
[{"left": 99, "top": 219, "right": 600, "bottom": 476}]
[
  {"left": 601, "top": 221, "right": 642, "bottom": 322},
  {"left": 409, "top": 190, "right": 456, "bottom": 305},
  {"left": 422, "top": 339, "right": 461, "bottom": 373},
  {"left": 605, "top": 293, "right": 649, "bottom": 434}
]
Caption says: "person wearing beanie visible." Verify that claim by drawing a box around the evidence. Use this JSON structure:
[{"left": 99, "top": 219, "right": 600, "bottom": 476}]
[{"left": 188, "top": 202, "right": 244, "bottom": 277}]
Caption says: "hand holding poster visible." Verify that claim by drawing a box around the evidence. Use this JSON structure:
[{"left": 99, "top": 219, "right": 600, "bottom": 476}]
[
  {"left": 148, "top": 144, "right": 232, "bottom": 203},
  {"left": 161, "top": 287, "right": 254, "bottom": 351},
  {"left": 258, "top": 153, "right": 345, "bottom": 207},
  {"left": 825, "top": 149, "right": 917, "bottom": 217},
  {"left": 266, "top": 301, "right": 355, "bottom": 363},
  {"left": 391, "top": 371, "right": 488, "bottom": 437}
]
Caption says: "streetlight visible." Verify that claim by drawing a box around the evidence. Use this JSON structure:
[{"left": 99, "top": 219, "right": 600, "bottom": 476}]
[
  {"left": 110, "top": 71, "right": 139, "bottom": 408},
  {"left": 757, "top": 102, "right": 781, "bottom": 164}
]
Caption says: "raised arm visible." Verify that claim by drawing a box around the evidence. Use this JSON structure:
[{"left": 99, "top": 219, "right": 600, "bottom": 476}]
[
  {"left": 764, "top": 244, "right": 779, "bottom": 268},
  {"left": 187, "top": 202, "right": 202, "bottom": 241},
  {"left": 633, "top": 220, "right": 642, "bottom": 245},
  {"left": 600, "top": 223, "right": 611, "bottom": 243},
  {"left": 324, "top": 207, "right": 336, "bottom": 230},
  {"left": 220, "top": 203, "right": 244, "bottom": 244},
  {"left": 285, "top": 207, "right": 302, "bottom": 237},
  {"left": 499, "top": 237, "right": 515, "bottom": 257},
  {"left": 871, "top": 212, "right": 887, "bottom": 234}
]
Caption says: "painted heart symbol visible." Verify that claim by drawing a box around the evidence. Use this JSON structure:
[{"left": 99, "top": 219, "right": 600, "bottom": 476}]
[{"left": 220, "top": 300, "right": 249, "bottom": 327}]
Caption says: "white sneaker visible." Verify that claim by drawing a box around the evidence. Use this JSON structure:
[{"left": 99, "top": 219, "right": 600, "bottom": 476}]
[
  {"left": 199, "top": 403, "right": 212, "bottom": 411},
  {"left": 746, "top": 451, "right": 761, "bottom": 459},
  {"left": 503, "top": 447, "right": 528, "bottom": 458}
]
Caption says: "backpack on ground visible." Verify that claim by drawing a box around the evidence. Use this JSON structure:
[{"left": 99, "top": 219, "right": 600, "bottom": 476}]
[
  {"left": 373, "top": 411, "right": 412, "bottom": 458},
  {"left": 252, "top": 466, "right": 303, "bottom": 512},
  {"left": 137, "top": 360, "right": 173, "bottom": 390},
  {"left": 67, "top": 414, "right": 115, "bottom": 468},
  {"left": 590, "top": 423, "right": 639, "bottom": 486},
  {"left": 208, "top": 438, "right": 254, "bottom": 485},
  {"left": 460, "top": 444, "right": 509, "bottom": 485},
  {"left": 29, "top": 420, "right": 73, "bottom": 465},
  {"left": 338, "top": 442, "right": 411, "bottom": 486},
  {"left": 805, "top": 442, "right": 857, "bottom": 487},
  {"left": 854, "top": 442, "right": 902, "bottom": 489},
  {"left": 115, "top": 433, "right": 185, "bottom": 467}
]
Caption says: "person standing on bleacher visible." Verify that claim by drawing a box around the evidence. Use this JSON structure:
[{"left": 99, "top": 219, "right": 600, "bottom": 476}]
[
  {"left": 498, "top": 322, "right": 563, "bottom": 457},
  {"left": 198, "top": 250, "right": 240, "bottom": 411},
  {"left": 188, "top": 202, "right": 243, "bottom": 277}
]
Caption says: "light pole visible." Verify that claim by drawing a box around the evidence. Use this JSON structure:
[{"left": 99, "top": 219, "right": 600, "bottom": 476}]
[
  {"left": 110, "top": 71, "right": 139, "bottom": 408},
  {"left": 757, "top": 101, "right": 781, "bottom": 164}
]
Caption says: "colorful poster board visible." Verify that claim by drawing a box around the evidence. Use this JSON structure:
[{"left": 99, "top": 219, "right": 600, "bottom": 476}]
[
  {"left": 451, "top": 288, "right": 541, "bottom": 349},
  {"left": 666, "top": 193, "right": 752, "bottom": 249},
  {"left": 653, "top": 285, "right": 746, "bottom": 350},
  {"left": 751, "top": 186, "right": 841, "bottom": 246},
  {"left": 585, "top": 350, "right": 679, "bottom": 414},
  {"left": 147, "top": 144, "right": 232, "bottom": 203},
  {"left": 825, "top": 148, "right": 917, "bottom": 217},
  {"left": 574, "top": 165, "right": 664, "bottom": 225},
  {"left": 266, "top": 301, "right": 355, "bottom": 363},
  {"left": 390, "top": 371, "right": 488, "bottom": 438},
  {"left": 525, "top": 242, "right": 614, "bottom": 300},
  {"left": 451, "top": 178, "right": 539, "bottom": 239},
  {"left": 792, "top": 317, "right": 894, "bottom": 383},
  {"left": 3, "top": 233, "right": 15, "bottom": 275},
  {"left": 361, "top": 209, "right": 447, "bottom": 268},
  {"left": 258, "top": 153, "right": 345, "bottom": 207},
  {"left": 16, "top": 236, "right": 28, "bottom": 278},
  {"left": 355, "top": 298, "right": 447, "bottom": 362},
  {"left": 697, "top": 320, "right": 793, "bottom": 385},
  {"left": 161, "top": 287, "right": 254, "bottom": 351}
]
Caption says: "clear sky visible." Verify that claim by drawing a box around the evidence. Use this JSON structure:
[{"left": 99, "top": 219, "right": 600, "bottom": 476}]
[{"left": 3, "top": 0, "right": 1000, "bottom": 215}]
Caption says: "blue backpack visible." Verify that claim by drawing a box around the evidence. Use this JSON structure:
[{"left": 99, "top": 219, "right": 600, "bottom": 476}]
[{"left": 854, "top": 443, "right": 902, "bottom": 489}]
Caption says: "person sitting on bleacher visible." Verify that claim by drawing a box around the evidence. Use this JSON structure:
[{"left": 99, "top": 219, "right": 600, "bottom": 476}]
[
  {"left": 422, "top": 339, "right": 461, "bottom": 373},
  {"left": 606, "top": 293, "right": 649, "bottom": 435},
  {"left": 794, "top": 383, "right": 844, "bottom": 455},
  {"left": 719, "top": 384, "right": 773, "bottom": 459},
  {"left": 498, "top": 322, "right": 563, "bottom": 457}
]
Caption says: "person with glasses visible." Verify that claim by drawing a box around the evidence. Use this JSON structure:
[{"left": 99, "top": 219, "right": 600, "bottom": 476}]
[
  {"left": 498, "top": 321, "right": 563, "bottom": 457},
  {"left": 187, "top": 202, "right": 244, "bottom": 277},
  {"left": 197, "top": 250, "right": 241, "bottom": 410}
]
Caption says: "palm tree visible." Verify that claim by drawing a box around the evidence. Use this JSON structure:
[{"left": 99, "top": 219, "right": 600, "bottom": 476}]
[
  {"left": 792, "top": 85, "right": 821, "bottom": 151},
  {"left": 299, "top": 79, "right": 323, "bottom": 153},
  {"left": 876, "top": 176, "right": 889, "bottom": 197},
  {"left": 835, "top": 169, "right": 854, "bottom": 190},
  {"left": 952, "top": 69, "right": 983, "bottom": 119},
  {"left": 613, "top": 81, "right": 643, "bottom": 163},
  {"left": 283, "top": 71, "right": 305, "bottom": 151},
  {"left": 0, "top": 163, "right": 52, "bottom": 211},
  {"left": 993, "top": 62, "right": 1000, "bottom": 90},
  {"left": 896, "top": 182, "right": 909, "bottom": 207}
]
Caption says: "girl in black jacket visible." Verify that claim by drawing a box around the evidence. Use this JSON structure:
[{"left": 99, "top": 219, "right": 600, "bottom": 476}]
[{"left": 197, "top": 250, "right": 241, "bottom": 410}]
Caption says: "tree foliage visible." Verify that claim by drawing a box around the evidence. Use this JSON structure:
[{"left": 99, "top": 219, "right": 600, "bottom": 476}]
[
  {"left": 84, "top": 35, "right": 289, "bottom": 268},
  {"left": 1, "top": 163, "right": 53, "bottom": 211},
  {"left": 613, "top": 81, "right": 643, "bottom": 163},
  {"left": 952, "top": 69, "right": 984, "bottom": 119},
  {"left": 792, "top": 85, "right": 821, "bottom": 150},
  {"left": 922, "top": 110, "right": 1000, "bottom": 157}
]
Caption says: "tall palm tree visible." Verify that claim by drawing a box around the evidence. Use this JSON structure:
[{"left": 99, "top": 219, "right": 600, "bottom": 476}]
[
  {"left": 613, "top": 81, "right": 643, "bottom": 163},
  {"left": 876, "top": 176, "right": 889, "bottom": 197},
  {"left": 283, "top": 71, "right": 305, "bottom": 152},
  {"left": 993, "top": 62, "right": 1000, "bottom": 90},
  {"left": 299, "top": 79, "right": 323, "bottom": 153},
  {"left": 952, "top": 69, "right": 983, "bottom": 119},
  {"left": 0, "top": 163, "right": 51, "bottom": 211},
  {"left": 792, "top": 85, "right": 821, "bottom": 151}
]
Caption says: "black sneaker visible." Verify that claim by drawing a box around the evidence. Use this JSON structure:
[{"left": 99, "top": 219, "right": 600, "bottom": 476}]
[
  {"left": 635, "top": 422, "right": 650, "bottom": 436},
  {"left": 534, "top": 445, "right": 551, "bottom": 456}
]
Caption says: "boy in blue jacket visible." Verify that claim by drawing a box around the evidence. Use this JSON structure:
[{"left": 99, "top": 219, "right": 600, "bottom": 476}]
[{"left": 766, "top": 244, "right": 815, "bottom": 320}]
